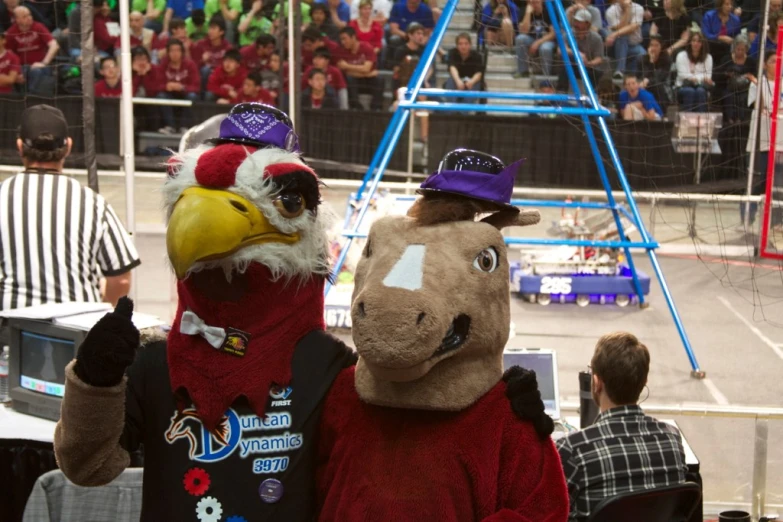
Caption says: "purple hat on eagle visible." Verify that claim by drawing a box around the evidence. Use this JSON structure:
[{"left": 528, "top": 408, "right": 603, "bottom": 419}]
[
  {"left": 419, "top": 149, "right": 522, "bottom": 210},
  {"left": 206, "top": 102, "right": 301, "bottom": 153}
]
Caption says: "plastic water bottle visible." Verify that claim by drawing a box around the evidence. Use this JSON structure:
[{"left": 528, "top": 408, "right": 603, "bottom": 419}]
[{"left": 0, "top": 346, "right": 9, "bottom": 403}]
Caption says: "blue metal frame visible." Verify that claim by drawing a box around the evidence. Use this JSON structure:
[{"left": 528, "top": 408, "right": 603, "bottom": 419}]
[{"left": 327, "top": 0, "right": 702, "bottom": 374}]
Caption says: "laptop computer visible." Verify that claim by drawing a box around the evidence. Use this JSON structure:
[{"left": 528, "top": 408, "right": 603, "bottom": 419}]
[{"left": 502, "top": 348, "right": 561, "bottom": 421}]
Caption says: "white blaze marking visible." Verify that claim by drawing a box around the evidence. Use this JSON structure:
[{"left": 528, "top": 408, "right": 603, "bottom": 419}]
[{"left": 383, "top": 244, "right": 425, "bottom": 291}]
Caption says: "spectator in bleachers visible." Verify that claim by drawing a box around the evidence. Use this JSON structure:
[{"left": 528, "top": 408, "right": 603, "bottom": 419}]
[
  {"left": 556, "top": 9, "right": 608, "bottom": 89},
  {"left": 701, "top": 0, "right": 740, "bottom": 65},
  {"left": 310, "top": 3, "right": 341, "bottom": 40},
  {"left": 235, "top": 69, "right": 273, "bottom": 102},
  {"left": 481, "top": 0, "right": 519, "bottom": 47},
  {"left": 130, "top": 11, "right": 157, "bottom": 52},
  {"left": 392, "top": 22, "right": 432, "bottom": 89},
  {"left": 514, "top": 0, "right": 555, "bottom": 78},
  {"left": 157, "top": 38, "right": 200, "bottom": 133},
  {"left": 750, "top": 11, "right": 783, "bottom": 57},
  {"left": 163, "top": 0, "right": 204, "bottom": 36},
  {"left": 349, "top": 0, "right": 392, "bottom": 25},
  {"left": 605, "top": 0, "right": 647, "bottom": 78},
  {"left": 207, "top": 47, "right": 246, "bottom": 102},
  {"left": 186, "top": 9, "right": 208, "bottom": 40},
  {"left": 349, "top": 0, "right": 384, "bottom": 54},
  {"left": 204, "top": 0, "right": 241, "bottom": 43},
  {"left": 675, "top": 31, "right": 713, "bottom": 111},
  {"left": 259, "top": 51, "right": 280, "bottom": 102},
  {"left": 301, "top": 67, "right": 339, "bottom": 108},
  {"left": 718, "top": 34, "right": 755, "bottom": 123},
  {"left": 566, "top": 0, "right": 605, "bottom": 36},
  {"left": 131, "top": 46, "right": 161, "bottom": 97},
  {"left": 556, "top": 332, "right": 687, "bottom": 522},
  {"left": 0, "top": 29, "right": 21, "bottom": 93},
  {"left": 746, "top": 0, "right": 780, "bottom": 40},
  {"left": 336, "top": 26, "right": 383, "bottom": 110},
  {"left": 0, "top": 0, "right": 49, "bottom": 32},
  {"left": 93, "top": 0, "right": 117, "bottom": 56},
  {"left": 744, "top": 51, "right": 783, "bottom": 228},
  {"left": 303, "top": 47, "right": 348, "bottom": 108},
  {"left": 640, "top": 0, "right": 666, "bottom": 42},
  {"left": 446, "top": 32, "right": 483, "bottom": 98},
  {"left": 685, "top": 0, "right": 708, "bottom": 25},
  {"left": 192, "top": 15, "right": 232, "bottom": 93},
  {"left": 619, "top": 72, "right": 664, "bottom": 119},
  {"left": 132, "top": 0, "right": 166, "bottom": 32},
  {"left": 5, "top": 6, "right": 57, "bottom": 95},
  {"left": 320, "top": 0, "right": 351, "bottom": 28},
  {"left": 155, "top": 17, "right": 192, "bottom": 62},
  {"left": 640, "top": 34, "right": 673, "bottom": 109},
  {"left": 95, "top": 56, "right": 122, "bottom": 97},
  {"left": 302, "top": 26, "right": 340, "bottom": 66},
  {"left": 240, "top": 33, "right": 275, "bottom": 70},
  {"left": 650, "top": 0, "right": 691, "bottom": 55},
  {"left": 388, "top": 0, "right": 435, "bottom": 46},
  {"left": 273, "top": 1, "right": 312, "bottom": 28},
  {"left": 238, "top": 0, "right": 272, "bottom": 46}
]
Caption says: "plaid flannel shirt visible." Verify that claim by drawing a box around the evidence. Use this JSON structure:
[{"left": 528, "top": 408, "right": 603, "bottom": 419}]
[{"left": 556, "top": 405, "right": 687, "bottom": 521}]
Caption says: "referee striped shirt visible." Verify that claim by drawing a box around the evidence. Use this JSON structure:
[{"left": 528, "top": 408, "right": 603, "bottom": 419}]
[{"left": 0, "top": 172, "right": 141, "bottom": 311}]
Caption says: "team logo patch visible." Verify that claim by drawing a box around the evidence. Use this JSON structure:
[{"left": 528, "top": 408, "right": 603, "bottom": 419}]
[{"left": 220, "top": 328, "right": 250, "bottom": 357}]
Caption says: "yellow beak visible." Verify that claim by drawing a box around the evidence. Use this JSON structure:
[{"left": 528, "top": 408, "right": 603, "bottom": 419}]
[{"left": 167, "top": 187, "right": 300, "bottom": 279}]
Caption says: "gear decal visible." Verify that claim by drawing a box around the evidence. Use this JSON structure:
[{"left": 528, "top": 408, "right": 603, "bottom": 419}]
[
  {"left": 196, "top": 496, "right": 223, "bottom": 522},
  {"left": 183, "top": 467, "right": 211, "bottom": 496}
]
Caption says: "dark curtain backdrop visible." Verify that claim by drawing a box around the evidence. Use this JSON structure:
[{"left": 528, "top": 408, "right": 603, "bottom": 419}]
[{"left": 0, "top": 98, "right": 750, "bottom": 193}]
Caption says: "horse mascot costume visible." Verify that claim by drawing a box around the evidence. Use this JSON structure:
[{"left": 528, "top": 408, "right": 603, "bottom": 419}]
[{"left": 316, "top": 149, "right": 569, "bottom": 521}]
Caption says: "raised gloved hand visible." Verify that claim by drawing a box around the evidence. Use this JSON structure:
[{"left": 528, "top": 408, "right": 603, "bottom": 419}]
[
  {"left": 503, "top": 366, "right": 554, "bottom": 439},
  {"left": 73, "top": 297, "right": 140, "bottom": 387}
]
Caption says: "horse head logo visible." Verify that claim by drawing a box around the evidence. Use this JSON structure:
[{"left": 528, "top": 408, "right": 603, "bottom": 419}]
[{"left": 164, "top": 408, "right": 233, "bottom": 460}]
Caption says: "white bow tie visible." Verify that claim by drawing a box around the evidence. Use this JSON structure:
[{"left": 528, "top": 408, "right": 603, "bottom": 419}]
[{"left": 180, "top": 310, "right": 226, "bottom": 349}]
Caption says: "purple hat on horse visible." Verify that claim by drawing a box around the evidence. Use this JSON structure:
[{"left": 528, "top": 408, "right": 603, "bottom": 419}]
[{"left": 419, "top": 149, "right": 522, "bottom": 211}]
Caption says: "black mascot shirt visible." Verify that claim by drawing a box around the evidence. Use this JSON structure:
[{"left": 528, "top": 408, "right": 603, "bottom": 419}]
[{"left": 121, "top": 330, "right": 355, "bottom": 521}]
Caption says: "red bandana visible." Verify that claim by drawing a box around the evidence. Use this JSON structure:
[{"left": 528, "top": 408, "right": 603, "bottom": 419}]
[{"left": 167, "top": 263, "right": 326, "bottom": 431}]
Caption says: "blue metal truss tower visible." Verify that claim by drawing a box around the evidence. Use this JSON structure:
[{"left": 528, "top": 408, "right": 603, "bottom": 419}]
[{"left": 327, "top": 0, "right": 704, "bottom": 377}]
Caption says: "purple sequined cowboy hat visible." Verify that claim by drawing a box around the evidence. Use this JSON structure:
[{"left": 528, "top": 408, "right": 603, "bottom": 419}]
[
  {"left": 206, "top": 102, "right": 301, "bottom": 153},
  {"left": 418, "top": 149, "right": 523, "bottom": 211}
]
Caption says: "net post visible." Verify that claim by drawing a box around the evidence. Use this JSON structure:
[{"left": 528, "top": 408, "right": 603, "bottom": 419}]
[{"left": 80, "top": 0, "right": 98, "bottom": 192}]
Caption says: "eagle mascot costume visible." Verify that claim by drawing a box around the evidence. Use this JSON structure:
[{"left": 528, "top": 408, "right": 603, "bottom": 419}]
[{"left": 54, "top": 104, "right": 557, "bottom": 522}]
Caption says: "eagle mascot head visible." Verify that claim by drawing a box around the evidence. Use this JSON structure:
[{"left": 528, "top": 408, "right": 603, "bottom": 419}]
[{"left": 163, "top": 103, "right": 332, "bottom": 430}]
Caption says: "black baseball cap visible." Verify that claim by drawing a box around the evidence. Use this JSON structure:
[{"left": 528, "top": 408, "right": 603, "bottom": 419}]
[{"left": 19, "top": 104, "right": 69, "bottom": 150}]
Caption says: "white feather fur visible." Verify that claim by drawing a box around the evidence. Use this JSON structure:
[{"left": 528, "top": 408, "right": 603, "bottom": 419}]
[{"left": 162, "top": 144, "right": 335, "bottom": 282}]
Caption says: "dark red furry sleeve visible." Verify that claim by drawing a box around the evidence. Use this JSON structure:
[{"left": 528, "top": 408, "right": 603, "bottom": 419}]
[{"left": 483, "top": 415, "right": 570, "bottom": 522}]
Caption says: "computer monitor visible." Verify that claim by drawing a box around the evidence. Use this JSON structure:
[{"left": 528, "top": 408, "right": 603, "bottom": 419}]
[
  {"left": 7, "top": 319, "right": 87, "bottom": 421},
  {"left": 502, "top": 348, "right": 560, "bottom": 420}
]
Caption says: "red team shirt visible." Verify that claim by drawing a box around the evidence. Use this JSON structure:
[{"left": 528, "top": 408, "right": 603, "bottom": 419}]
[
  {"left": 132, "top": 64, "right": 162, "bottom": 97},
  {"left": 5, "top": 22, "right": 53, "bottom": 65},
  {"left": 207, "top": 67, "right": 247, "bottom": 99},
  {"left": 95, "top": 79, "right": 122, "bottom": 97},
  {"left": 237, "top": 88, "right": 275, "bottom": 104},
  {"left": 301, "top": 38, "right": 340, "bottom": 67},
  {"left": 333, "top": 41, "right": 377, "bottom": 71},
  {"left": 0, "top": 50, "right": 21, "bottom": 93},
  {"left": 301, "top": 64, "right": 346, "bottom": 90},
  {"left": 239, "top": 44, "right": 272, "bottom": 71},
  {"left": 192, "top": 38, "right": 232, "bottom": 69},
  {"left": 348, "top": 20, "right": 384, "bottom": 51},
  {"left": 159, "top": 58, "right": 200, "bottom": 93}
]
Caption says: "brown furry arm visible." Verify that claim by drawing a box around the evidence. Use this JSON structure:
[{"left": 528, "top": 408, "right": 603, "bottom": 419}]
[{"left": 53, "top": 361, "right": 130, "bottom": 486}]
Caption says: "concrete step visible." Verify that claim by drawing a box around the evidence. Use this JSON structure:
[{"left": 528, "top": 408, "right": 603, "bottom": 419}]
[{"left": 446, "top": 10, "right": 477, "bottom": 30}]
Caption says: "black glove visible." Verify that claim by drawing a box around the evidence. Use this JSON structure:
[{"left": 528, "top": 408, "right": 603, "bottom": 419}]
[
  {"left": 73, "top": 297, "right": 140, "bottom": 387},
  {"left": 503, "top": 366, "right": 554, "bottom": 440}
]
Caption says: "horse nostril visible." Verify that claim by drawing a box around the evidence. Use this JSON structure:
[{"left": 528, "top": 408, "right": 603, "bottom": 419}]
[
  {"left": 416, "top": 312, "right": 426, "bottom": 325},
  {"left": 358, "top": 302, "right": 366, "bottom": 317}
]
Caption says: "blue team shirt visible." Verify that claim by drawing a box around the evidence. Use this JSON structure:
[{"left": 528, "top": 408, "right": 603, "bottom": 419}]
[
  {"left": 313, "top": 0, "right": 351, "bottom": 23},
  {"left": 167, "top": 0, "right": 205, "bottom": 19},
  {"left": 389, "top": 1, "right": 434, "bottom": 30},
  {"left": 619, "top": 88, "right": 663, "bottom": 116}
]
